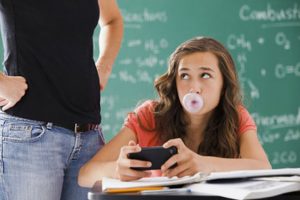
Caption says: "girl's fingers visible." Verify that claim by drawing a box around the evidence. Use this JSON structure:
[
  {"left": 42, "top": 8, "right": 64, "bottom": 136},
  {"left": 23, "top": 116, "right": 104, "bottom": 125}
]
[
  {"left": 120, "top": 167, "right": 151, "bottom": 179},
  {"left": 119, "top": 170, "right": 151, "bottom": 181},
  {"left": 117, "top": 160, "right": 152, "bottom": 181},
  {"left": 127, "top": 159, "right": 152, "bottom": 169},
  {"left": 128, "top": 140, "right": 137, "bottom": 146},
  {"left": 119, "top": 175, "right": 138, "bottom": 181},
  {"left": 163, "top": 138, "right": 179, "bottom": 148},
  {"left": 161, "top": 153, "right": 184, "bottom": 172},
  {"left": 163, "top": 138, "right": 185, "bottom": 153},
  {"left": 162, "top": 160, "right": 187, "bottom": 178},
  {"left": 176, "top": 168, "right": 195, "bottom": 178},
  {"left": 120, "top": 145, "right": 141, "bottom": 158}
]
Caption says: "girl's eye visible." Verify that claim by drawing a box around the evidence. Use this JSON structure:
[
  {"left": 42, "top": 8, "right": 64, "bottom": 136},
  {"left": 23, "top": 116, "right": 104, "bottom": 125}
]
[
  {"left": 201, "top": 73, "right": 211, "bottom": 79},
  {"left": 180, "top": 73, "right": 189, "bottom": 80}
]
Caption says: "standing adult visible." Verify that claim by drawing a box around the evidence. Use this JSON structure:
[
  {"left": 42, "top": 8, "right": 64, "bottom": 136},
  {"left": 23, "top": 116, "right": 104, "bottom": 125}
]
[{"left": 0, "top": 0, "right": 123, "bottom": 199}]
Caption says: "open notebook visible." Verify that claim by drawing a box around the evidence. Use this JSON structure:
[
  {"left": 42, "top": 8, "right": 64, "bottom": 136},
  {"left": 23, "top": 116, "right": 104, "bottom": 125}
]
[
  {"left": 187, "top": 178, "right": 300, "bottom": 199},
  {"left": 102, "top": 168, "right": 300, "bottom": 193},
  {"left": 102, "top": 172, "right": 207, "bottom": 193}
]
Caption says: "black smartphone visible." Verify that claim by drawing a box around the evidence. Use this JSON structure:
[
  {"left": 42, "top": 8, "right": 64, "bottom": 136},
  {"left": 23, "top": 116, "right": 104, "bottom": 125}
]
[{"left": 128, "top": 146, "right": 177, "bottom": 170}]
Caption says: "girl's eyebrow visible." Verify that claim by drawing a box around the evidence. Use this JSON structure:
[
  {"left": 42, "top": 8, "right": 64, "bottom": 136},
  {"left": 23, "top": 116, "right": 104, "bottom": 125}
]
[
  {"left": 178, "top": 66, "right": 215, "bottom": 72},
  {"left": 199, "top": 66, "right": 215, "bottom": 72}
]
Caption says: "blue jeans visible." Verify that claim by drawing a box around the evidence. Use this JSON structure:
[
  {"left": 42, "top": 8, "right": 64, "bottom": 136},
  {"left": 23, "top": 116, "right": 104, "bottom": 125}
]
[{"left": 0, "top": 112, "right": 105, "bottom": 200}]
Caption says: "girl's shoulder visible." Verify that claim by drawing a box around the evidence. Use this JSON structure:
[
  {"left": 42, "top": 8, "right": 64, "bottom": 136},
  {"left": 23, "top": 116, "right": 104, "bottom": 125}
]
[
  {"left": 237, "top": 105, "right": 257, "bottom": 133},
  {"left": 238, "top": 105, "right": 251, "bottom": 117},
  {"left": 134, "top": 99, "right": 157, "bottom": 114}
]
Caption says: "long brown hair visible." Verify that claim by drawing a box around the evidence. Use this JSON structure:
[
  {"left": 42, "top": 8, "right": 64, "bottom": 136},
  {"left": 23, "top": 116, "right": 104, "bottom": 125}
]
[{"left": 152, "top": 37, "right": 242, "bottom": 158}]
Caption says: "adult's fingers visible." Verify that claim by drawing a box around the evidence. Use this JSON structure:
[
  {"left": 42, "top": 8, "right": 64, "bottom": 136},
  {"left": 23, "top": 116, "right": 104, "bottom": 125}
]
[
  {"left": 14, "top": 75, "right": 26, "bottom": 81},
  {"left": 0, "top": 99, "right": 8, "bottom": 106},
  {"left": 2, "top": 101, "right": 14, "bottom": 111}
]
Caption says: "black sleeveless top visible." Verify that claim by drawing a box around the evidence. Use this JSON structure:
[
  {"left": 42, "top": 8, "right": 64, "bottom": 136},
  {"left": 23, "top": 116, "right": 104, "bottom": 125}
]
[{"left": 0, "top": 0, "right": 101, "bottom": 125}]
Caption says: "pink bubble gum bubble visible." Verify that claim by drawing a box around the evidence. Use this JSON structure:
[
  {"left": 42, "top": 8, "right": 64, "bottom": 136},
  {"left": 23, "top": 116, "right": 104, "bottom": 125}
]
[{"left": 182, "top": 93, "right": 204, "bottom": 113}]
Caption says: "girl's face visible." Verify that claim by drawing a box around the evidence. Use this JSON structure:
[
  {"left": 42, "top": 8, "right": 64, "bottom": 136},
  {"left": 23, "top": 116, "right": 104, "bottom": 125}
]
[{"left": 176, "top": 52, "right": 223, "bottom": 116}]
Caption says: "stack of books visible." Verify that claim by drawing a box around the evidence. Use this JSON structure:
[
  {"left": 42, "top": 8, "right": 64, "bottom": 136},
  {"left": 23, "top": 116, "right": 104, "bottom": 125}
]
[{"left": 102, "top": 168, "right": 300, "bottom": 199}]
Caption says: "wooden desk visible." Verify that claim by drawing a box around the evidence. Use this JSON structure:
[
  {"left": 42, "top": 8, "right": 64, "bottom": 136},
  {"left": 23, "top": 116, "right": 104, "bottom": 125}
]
[{"left": 88, "top": 181, "right": 300, "bottom": 200}]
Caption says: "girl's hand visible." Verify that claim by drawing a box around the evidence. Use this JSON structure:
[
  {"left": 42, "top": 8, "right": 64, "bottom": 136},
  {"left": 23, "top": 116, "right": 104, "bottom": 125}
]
[
  {"left": 161, "top": 138, "right": 212, "bottom": 178},
  {"left": 116, "top": 140, "right": 152, "bottom": 181}
]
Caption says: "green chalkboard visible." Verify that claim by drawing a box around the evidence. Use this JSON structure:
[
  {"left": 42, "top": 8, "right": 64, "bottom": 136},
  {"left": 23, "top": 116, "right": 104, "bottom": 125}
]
[{"left": 1, "top": 0, "right": 300, "bottom": 168}]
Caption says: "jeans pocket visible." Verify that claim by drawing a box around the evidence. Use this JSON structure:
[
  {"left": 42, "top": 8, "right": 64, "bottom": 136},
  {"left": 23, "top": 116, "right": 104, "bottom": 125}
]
[{"left": 2, "top": 123, "right": 46, "bottom": 143}]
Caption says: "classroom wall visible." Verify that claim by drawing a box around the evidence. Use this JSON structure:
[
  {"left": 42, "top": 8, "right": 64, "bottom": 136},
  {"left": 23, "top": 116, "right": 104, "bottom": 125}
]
[{"left": 1, "top": 0, "right": 300, "bottom": 168}]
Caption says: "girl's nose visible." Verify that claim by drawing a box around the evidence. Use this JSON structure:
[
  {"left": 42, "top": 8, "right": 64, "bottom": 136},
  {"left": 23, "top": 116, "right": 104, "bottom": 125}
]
[{"left": 189, "top": 88, "right": 201, "bottom": 94}]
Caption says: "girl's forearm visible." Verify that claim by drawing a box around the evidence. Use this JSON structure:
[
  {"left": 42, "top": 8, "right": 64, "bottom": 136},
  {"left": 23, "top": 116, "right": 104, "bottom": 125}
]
[{"left": 78, "top": 161, "right": 117, "bottom": 188}]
